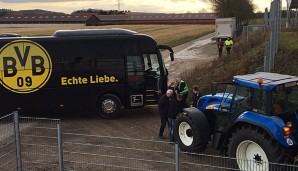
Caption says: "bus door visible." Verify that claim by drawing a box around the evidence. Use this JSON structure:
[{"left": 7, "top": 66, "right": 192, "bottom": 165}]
[
  {"left": 126, "top": 55, "right": 146, "bottom": 108},
  {"left": 143, "top": 53, "right": 161, "bottom": 105}
]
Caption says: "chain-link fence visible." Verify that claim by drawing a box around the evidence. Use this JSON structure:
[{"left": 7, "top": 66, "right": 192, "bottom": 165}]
[
  {"left": 0, "top": 113, "right": 17, "bottom": 171},
  {"left": 242, "top": 25, "right": 266, "bottom": 44},
  {"left": 19, "top": 116, "right": 61, "bottom": 171},
  {"left": 1, "top": 112, "right": 298, "bottom": 171}
]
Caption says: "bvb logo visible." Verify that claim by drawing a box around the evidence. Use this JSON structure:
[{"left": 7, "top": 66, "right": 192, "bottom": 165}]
[{"left": 0, "top": 40, "right": 52, "bottom": 93}]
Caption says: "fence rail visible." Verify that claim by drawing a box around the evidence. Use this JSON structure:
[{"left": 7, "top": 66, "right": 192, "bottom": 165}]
[{"left": 1, "top": 112, "right": 298, "bottom": 171}]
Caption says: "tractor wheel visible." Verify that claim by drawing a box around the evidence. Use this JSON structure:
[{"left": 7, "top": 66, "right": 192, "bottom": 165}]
[
  {"left": 228, "top": 126, "right": 289, "bottom": 171},
  {"left": 97, "top": 94, "right": 122, "bottom": 119},
  {"left": 174, "top": 114, "right": 207, "bottom": 152}
]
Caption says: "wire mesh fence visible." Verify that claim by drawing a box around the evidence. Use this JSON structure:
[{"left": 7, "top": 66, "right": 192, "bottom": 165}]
[
  {"left": 242, "top": 25, "right": 266, "bottom": 44},
  {"left": 62, "top": 133, "right": 176, "bottom": 171},
  {"left": 0, "top": 113, "right": 17, "bottom": 171},
  {"left": 18, "top": 116, "right": 60, "bottom": 171},
  {"left": 1, "top": 112, "right": 298, "bottom": 171}
]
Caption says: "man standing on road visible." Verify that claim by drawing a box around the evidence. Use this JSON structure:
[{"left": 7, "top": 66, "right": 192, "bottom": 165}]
[
  {"left": 175, "top": 78, "right": 189, "bottom": 108},
  {"left": 168, "top": 94, "right": 183, "bottom": 142},
  {"left": 158, "top": 89, "right": 173, "bottom": 139},
  {"left": 217, "top": 38, "right": 224, "bottom": 57},
  {"left": 224, "top": 36, "right": 233, "bottom": 55}
]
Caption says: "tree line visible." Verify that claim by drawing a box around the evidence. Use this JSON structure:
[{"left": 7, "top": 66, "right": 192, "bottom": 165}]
[
  {"left": 0, "top": 9, "right": 12, "bottom": 17},
  {"left": 205, "top": 0, "right": 255, "bottom": 26},
  {"left": 72, "top": 9, "right": 131, "bottom": 15}
]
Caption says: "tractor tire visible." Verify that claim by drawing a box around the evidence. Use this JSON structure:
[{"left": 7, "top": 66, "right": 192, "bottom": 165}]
[
  {"left": 97, "top": 94, "right": 122, "bottom": 119},
  {"left": 174, "top": 114, "right": 207, "bottom": 152},
  {"left": 228, "top": 126, "right": 290, "bottom": 171}
]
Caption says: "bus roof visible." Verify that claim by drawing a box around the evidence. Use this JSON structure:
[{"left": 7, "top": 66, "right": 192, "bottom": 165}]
[
  {"left": 233, "top": 72, "right": 298, "bottom": 91},
  {"left": 53, "top": 29, "right": 138, "bottom": 37}
]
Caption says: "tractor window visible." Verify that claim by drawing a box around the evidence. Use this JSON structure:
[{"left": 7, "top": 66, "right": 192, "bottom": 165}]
[
  {"left": 250, "top": 89, "right": 266, "bottom": 115},
  {"left": 221, "top": 85, "right": 236, "bottom": 110},
  {"left": 272, "top": 86, "right": 298, "bottom": 114},
  {"left": 231, "top": 86, "right": 252, "bottom": 111}
]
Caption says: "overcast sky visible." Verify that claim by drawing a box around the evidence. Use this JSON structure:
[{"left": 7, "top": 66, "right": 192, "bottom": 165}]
[{"left": 0, "top": 0, "right": 288, "bottom": 14}]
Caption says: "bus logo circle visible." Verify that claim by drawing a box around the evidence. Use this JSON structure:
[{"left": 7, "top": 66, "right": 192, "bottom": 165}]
[{"left": 0, "top": 40, "right": 52, "bottom": 93}]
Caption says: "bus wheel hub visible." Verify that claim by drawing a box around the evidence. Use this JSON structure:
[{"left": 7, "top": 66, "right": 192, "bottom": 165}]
[{"left": 102, "top": 99, "right": 116, "bottom": 113}]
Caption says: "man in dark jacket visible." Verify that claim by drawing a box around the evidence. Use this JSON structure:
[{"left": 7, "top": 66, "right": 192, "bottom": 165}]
[
  {"left": 192, "top": 85, "right": 202, "bottom": 107},
  {"left": 168, "top": 94, "right": 183, "bottom": 142},
  {"left": 158, "top": 89, "right": 173, "bottom": 139}
]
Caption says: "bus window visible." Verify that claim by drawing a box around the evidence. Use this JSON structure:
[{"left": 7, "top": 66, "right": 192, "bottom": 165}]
[
  {"left": 143, "top": 54, "right": 160, "bottom": 75},
  {"left": 126, "top": 56, "right": 145, "bottom": 93}
]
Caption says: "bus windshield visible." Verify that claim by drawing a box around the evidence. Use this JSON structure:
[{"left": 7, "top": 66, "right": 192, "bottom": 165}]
[{"left": 272, "top": 86, "right": 298, "bottom": 114}]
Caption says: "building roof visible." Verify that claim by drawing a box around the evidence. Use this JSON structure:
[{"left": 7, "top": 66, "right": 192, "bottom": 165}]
[
  {"left": 0, "top": 13, "right": 96, "bottom": 22},
  {"left": 0, "top": 12, "right": 216, "bottom": 23},
  {"left": 97, "top": 13, "right": 216, "bottom": 21}
]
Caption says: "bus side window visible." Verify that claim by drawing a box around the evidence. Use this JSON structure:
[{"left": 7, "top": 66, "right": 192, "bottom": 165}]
[{"left": 69, "top": 56, "right": 96, "bottom": 69}]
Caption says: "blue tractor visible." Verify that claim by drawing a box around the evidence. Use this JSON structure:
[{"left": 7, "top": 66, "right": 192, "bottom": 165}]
[{"left": 174, "top": 72, "right": 298, "bottom": 170}]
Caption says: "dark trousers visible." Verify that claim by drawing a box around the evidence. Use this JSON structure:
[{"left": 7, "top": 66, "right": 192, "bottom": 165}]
[
  {"left": 182, "top": 93, "right": 188, "bottom": 108},
  {"left": 169, "top": 118, "right": 175, "bottom": 142},
  {"left": 218, "top": 48, "right": 223, "bottom": 57},
  {"left": 226, "top": 47, "right": 231, "bottom": 55},
  {"left": 159, "top": 114, "right": 168, "bottom": 136}
]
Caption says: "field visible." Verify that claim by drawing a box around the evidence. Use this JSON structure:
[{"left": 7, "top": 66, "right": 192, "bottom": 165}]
[{"left": 0, "top": 24, "right": 214, "bottom": 47}]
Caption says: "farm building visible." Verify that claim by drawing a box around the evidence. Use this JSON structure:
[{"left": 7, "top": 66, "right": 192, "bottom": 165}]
[
  {"left": 97, "top": 13, "right": 216, "bottom": 24},
  {"left": 0, "top": 13, "right": 100, "bottom": 27},
  {"left": 0, "top": 12, "right": 216, "bottom": 27}
]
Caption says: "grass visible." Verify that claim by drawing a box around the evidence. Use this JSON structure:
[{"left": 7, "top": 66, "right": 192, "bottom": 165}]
[
  {"left": 183, "top": 29, "right": 298, "bottom": 102},
  {"left": 272, "top": 31, "right": 298, "bottom": 75},
  {"left": 0, "top": 24, "right": 214, "bottom": 47},
  {"left": 280, "top": 31, "right": 298, "bottom": 50}
]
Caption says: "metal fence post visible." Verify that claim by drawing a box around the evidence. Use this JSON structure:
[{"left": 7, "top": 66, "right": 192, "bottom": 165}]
[
  {"left": 57, "top": 123, "right": 64, "bottom": 171},
  {"left": 13, "top": 111, "right": 22, "bottom": 171},
  {"left": 175, "top": 143, "right": 179, "bottom": 171}
]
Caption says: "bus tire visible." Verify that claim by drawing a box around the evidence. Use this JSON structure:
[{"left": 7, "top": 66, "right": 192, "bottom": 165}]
[
  {"left": 228, "top": 125, "right": 290, "bottom": 171},
  {"left": 97, "top": 94, "right": 122, "bottom": 119}
]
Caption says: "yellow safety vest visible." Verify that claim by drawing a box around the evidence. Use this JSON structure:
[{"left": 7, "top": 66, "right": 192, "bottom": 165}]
[{"left": 225, "top": 40, "right": 233, "bottom": 47}]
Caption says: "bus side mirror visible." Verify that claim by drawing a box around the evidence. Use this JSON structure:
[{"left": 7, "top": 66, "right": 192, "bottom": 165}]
[
  {"left": 157, "top": 44, "right": 174, "bottom": 61},
  {"left": 170, "top": 52, "right": 174, "bottom": 61}
]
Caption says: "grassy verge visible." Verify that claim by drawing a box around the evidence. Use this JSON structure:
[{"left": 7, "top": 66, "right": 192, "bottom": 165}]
[
  {"left": 273, "top": 31, "right": 298, "bottom": 75},
  {"left": 184, "top": 30, "right": 298, "bottom": 102},
  {"left": 184, "top": 31, "right": 267, "bottom": 98},
  {"left": 0, "top": 24, "right": 214, "bottom": 48}
]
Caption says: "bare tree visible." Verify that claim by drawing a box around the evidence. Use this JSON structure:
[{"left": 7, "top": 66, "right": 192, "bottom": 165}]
[{"left": 205, "top": 0, "right": 255, "bottom": 26}]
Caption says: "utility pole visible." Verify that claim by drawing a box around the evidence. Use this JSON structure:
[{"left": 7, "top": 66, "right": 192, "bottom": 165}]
[{"left": 118, "top": 0, "right": 120, "bottom": 11}]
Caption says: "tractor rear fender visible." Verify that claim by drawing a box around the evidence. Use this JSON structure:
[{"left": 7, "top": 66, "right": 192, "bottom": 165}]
[
  {"left": 183, "top": 107, "right": 211, "bottom": 144},
  {"left": 230, "top": 111, "right": 296, "bottom": 147}
]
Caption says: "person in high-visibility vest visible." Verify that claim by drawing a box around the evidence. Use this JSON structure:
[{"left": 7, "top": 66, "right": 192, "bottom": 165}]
[
  {"left": 224, "top": 36, "right": 234, "bottom": 55},
  {"left": 175, "top": 78, "right": 189, "bottom": 108}
]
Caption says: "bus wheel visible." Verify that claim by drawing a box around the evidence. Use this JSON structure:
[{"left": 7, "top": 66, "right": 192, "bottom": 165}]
[{"left": 97, "top": 94, "right": 121, "bottom": 119}]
